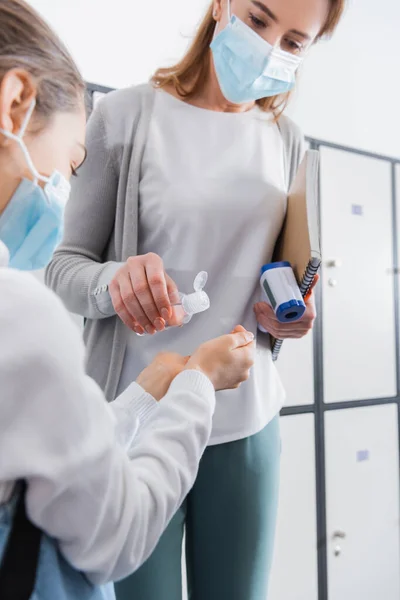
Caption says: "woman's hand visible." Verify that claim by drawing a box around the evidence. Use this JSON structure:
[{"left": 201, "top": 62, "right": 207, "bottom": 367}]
[
  {"left": 185, "top": 325, "right": 255, "bottom": 391},
  {"left": 109, "top": 253, "right": 180, "bottom": 336},
  {"left": 136, "top": 352, "right": 188, "bottom": 401},
  {"left": 254, "top": 276, "right": 318, "bottom": 339}
]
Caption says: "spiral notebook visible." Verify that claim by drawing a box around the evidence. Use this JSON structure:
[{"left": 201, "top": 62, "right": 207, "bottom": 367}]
[{"left": 271, "top": 149, "right": 321, "bottom": 361}]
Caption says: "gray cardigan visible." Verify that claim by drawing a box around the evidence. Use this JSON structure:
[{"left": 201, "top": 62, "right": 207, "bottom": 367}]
[{"left": 45, "top": 83, "right": 305, "bottom": 401}]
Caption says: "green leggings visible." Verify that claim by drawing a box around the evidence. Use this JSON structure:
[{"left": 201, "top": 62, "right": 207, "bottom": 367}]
[{"left": 115, "top": 416, "right": 280, "bottom": 600}]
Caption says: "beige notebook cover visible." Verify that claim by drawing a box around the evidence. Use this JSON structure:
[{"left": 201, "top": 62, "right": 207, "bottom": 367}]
[{"left": 271, "top": 149, "right": 321, "bottom": 360}]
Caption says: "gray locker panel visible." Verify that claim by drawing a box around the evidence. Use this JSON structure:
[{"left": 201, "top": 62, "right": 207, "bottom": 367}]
[
  {"left": 269, "top": 415, "right": 318, "bottom": 600},
  {"left": 320, "top": 148, "right": 396, "bottom": 403},
  {"left": 325, "top": 405, "right": 400, "bottom": 600}
]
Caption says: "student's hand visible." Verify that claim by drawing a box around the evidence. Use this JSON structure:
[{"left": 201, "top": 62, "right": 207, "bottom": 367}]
[
  {"left": 136, "top": 352, "right": 189, "bottom": 401},
  {"left": 254, "top": 275, "right": 318, "bottom": 339},
  {"left": 109, "top": 253, "right": 180, "bottom": 336},
  {"left": 185, "top": 326, "right": 255, "bottom": 391}
]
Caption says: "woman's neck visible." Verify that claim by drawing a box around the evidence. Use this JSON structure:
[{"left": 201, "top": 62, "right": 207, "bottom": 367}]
[
  {"left": 166, "top": 55, "right": 255, "bottom": 114},
  {"left": 0, "top": 165, "right": 20, "bottom": 216}
]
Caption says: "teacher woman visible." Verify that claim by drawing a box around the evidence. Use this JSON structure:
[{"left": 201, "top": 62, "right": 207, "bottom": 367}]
[{"left": 47, "top": 0, "right": 345, "bottom": 597}]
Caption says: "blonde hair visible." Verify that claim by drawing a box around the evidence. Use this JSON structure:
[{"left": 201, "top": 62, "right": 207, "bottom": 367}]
[{"left": 152, "top": 1, "right": 346, "bottom": 117}]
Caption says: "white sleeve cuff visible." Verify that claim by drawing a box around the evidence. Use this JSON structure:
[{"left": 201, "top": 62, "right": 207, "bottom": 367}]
[
  {"left": 115, "top": 381, "right": 158, "bottom": 426},
  {"left": 169, "top": 370, "right": 216, "bottom": 411},
  {"left": 111, "top": 382, "right": 158, "bottom": 451}
]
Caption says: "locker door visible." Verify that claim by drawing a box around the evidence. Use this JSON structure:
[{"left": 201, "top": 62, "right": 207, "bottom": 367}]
[
  {"left": 269, "top": 415, "right": 318, "bottom": 600},
  {"left": 396, "top": 164, "right": 400, "bottom": 311},
  {"left": 325, "top": 405, "right": 400, "bottom": 600},
  {"left": 276, "top": 334, "right": 314, "bottom": 406},
  {"left": 320, "top": 149, "right": 396, "bottom": 403}
]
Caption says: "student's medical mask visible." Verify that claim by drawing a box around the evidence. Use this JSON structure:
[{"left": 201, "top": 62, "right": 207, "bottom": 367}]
[
  {"left": 210, "top": 0, "right": 303, "bottom": 104},
  {"left": 0, "top": 100, "right": 71, "bottom": 271},
  {"left": 0, "top": 240, "right": 9, "bottom": 268}
]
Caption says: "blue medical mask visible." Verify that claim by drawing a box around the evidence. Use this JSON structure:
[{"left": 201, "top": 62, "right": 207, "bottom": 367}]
[
  {"left": 0, "top": 240, "right": 9, "bottom": 268},
  {"left": 210, "top": 1, "right": 303, "bottom": 104},
  {"left": 0, "top": 100, "right": 71, "bottom": 271}
]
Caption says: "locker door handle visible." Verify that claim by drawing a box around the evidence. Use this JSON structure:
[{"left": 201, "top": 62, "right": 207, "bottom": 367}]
[
  {"left": 332, "top": 530, "right": 346, "bottom": 557},
  {"left": 334, "top": 545, "right": 342, "bottom": 557},
  {"left": 326, "top": 259, "right": 343, "bottom": 268}
]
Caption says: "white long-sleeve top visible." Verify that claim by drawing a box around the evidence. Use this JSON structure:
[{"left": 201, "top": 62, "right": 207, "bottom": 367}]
[
  {"left": 0, "top": 259, "right": 215, "bottom": 584},
  {"left": 117, "top": 89, "right": 286, "bottom": 444}
]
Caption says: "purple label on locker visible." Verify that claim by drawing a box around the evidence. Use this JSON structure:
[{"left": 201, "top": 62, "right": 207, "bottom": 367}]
[
  {"left": 356, "top": 449, "right": 369, "bottom": 462},
  {"left": 352, "top": 204, "right": 363, "bottom": 216}
]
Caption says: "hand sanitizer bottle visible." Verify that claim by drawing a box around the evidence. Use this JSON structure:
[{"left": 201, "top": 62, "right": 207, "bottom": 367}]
[{"left": 137, "top": 271, "right": 210, "bottom": 335}]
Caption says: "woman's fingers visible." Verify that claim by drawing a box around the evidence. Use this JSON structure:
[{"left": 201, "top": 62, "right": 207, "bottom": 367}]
[
  {"left": 254, "top": 302, "right": 279, "bottom": 322},
  {"left": 310, "top": 273, "right": 320, "bottom": 291},
  {"left": 304, "top": 274, "right": 320, "bottom": 302},
  {"left": 110, "top": 254, "right": 181, "bottom": 334},
  {"left": 254, "top": 301, "right": 315, "bottom": 339},
  {"left": 110, "top": 260, "right": 155, "bottom": 333},
  {"left": 166, "top": 274, "right": 181, "bottom": 306},
  {"left": 131, "top": 254, "right": 180, "bottom": 331},
  {"left": 109, "top": 278, "right": 142, "bottom": 333},
  {"left": 145, "top": 254, "right": 174, "bottom": 324},
  {"left": 128, "top": 258, "right": 161, "bottom": 332},
  {"left": 118, "top": 272, "right": 152, "bottom": 334}
]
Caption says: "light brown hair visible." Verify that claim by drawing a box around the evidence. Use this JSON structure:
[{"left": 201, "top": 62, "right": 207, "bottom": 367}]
[
  {"left": 0, "top": 0, "right": 84, "bottom": 119},
  {"left": 153, "top": 0, "right": 346, "bottom": 116}
]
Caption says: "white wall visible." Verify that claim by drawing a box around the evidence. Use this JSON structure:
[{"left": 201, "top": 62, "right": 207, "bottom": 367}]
[
  {"left": 289, "top": 0, "right": 400, "bottom": 158},
  {"left": 28, "top": 0, "right": 208, "bottom": 88},
  {"left": 28, "top": 0, "right": 400, "bottom": 158}
]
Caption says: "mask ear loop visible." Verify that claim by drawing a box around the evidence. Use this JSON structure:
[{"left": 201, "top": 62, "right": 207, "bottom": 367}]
[
  {"left": 0, "top": 99, "right": 49, "bottom": 186},
  {"left": 213, "top": 0, "right": 231, "bottom": 37},
  {"left": 17, "top": 137, "right": 48, "bottom": 185},
  {"left": 18, "top": 99, "right": 36, "bottom": 138}
]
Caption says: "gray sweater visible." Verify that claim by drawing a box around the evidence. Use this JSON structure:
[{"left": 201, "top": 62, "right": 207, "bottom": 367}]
[{"left": 46, "top": 83, "right": 305, "bottom": 401}]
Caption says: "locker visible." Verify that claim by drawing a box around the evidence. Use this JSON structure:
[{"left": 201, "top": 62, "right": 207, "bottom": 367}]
[
  {"left": 276, "top": 334, "right": 314, "bottom": 406},
  {"left": 325, "top": 405, "right": 400, "bottom": 600},
  {"left": 269, "top": 415, "right": 318, "bottom": 600},
  {"left": 320, "top": 148, "right": 396, "bottom": 403},
  {"left": 181, "top": 416, "right": 318, "bottom": 600},
  {"left": 396, "top": 164, "right": 400, "bottom": 307}
]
